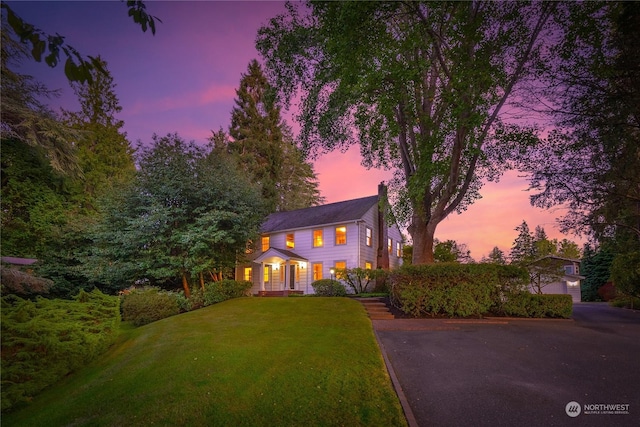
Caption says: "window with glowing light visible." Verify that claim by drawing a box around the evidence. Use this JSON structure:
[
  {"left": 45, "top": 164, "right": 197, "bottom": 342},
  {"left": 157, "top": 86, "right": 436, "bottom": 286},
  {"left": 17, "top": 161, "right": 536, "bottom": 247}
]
[
  {"left": 313, "top": 229, "right": 323, "bottom": 247},
  {"left": 261, "top": 236, "right": 270, "bottom": 252},
  {"left": 365, "top": 227, "right": 372, "bottom": 247},
  {"left": 286, "top": 233, "right": 295, "bottom": 249},
  {"left": 312, "top": 263, "right": 323, "bottom": 281},
  {"left": 244, "top": 267, "right": 252, "bottom": 282},
  {"left": 335, "top": 261, "right": 346, "bottom": 279},
  {"left": 335, "top": 226, "right": 347, "bottom": 245}
]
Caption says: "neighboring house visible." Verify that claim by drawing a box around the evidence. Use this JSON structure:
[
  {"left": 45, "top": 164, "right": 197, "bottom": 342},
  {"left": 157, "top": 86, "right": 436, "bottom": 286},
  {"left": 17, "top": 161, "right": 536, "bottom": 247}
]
[
  {"left": 527, "top": 255, "right": 585, "bottom": 303},
  {"left": 236, "top": 184, "right": 404, "bottom": 295}
]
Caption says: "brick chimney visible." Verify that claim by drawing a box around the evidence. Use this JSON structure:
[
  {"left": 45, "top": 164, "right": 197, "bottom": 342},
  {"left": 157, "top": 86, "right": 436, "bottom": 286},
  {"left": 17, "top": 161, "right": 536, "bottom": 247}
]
[{"left": 377, "top": 182, "right": 390, "bottom": 269}]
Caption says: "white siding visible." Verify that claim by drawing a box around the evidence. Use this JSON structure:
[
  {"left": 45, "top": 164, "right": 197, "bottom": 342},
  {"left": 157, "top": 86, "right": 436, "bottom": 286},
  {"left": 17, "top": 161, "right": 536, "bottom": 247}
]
[
  {"left": 528, "top": 279, "right": 582, "bottom": 303},
  {"left": 238, "top": 201, "right": 404, "bottom": 294}
]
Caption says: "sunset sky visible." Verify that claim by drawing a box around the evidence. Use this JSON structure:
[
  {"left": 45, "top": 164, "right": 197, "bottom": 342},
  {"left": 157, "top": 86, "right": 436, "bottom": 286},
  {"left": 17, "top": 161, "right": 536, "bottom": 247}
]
[{"left": 7, "top": 1, "right": 585, "bottom": 260}]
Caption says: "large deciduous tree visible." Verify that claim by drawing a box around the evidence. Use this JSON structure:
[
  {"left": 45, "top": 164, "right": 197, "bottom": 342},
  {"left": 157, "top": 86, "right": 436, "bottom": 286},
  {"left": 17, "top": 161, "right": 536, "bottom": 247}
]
[
  {"left": 257, "top": 1, "right": 558, "bottom": 263},
  {"left": 228, "top": 59, "right": 323, "bottom": 212},
  {"left": 90, "top": 134, "right": 265, "bottom": 296}
]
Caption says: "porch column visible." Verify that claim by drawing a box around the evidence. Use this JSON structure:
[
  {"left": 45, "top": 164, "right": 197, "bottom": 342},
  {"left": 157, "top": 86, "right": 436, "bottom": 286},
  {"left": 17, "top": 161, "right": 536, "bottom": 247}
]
[
  {"left": 284, "top": 260, "right": 290, "bottom": 291},
  {"left": 260, "top": 262, "right": 265, "bottom": 291}
]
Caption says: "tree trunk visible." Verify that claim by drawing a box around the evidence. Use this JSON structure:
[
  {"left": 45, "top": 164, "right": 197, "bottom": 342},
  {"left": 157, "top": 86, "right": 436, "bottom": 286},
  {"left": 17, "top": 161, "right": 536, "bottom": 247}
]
[
  {"left": 409, "top": 213, "right": 436, "bottom": 264},
  {"left": 182, "top": 271, "right": 191, "bottom": 298},
  {"left": 199, "top": 272, "right": 205, "bottom": 290}
]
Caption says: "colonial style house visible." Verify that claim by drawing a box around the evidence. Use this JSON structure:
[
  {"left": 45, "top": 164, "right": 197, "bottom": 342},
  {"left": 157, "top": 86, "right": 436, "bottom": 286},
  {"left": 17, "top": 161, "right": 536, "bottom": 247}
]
[
  {"left": 236, "top": 184, "right": 404, "bottom": 295},
  {"left": 528, "top": 255, "right": 585, "bottom": 303}
]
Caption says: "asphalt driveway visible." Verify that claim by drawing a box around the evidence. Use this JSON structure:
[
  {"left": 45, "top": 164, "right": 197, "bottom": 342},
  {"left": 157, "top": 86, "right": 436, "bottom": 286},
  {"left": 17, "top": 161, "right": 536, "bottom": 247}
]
[{"left": 374, "top": 303, "right": 640, "bottom": 427}]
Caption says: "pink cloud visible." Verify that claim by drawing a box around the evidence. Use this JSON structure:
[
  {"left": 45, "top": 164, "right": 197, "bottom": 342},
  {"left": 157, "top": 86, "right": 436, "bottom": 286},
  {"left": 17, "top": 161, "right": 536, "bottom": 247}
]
[{"left": 127, "top": 84, "right": 237, "bottom": 116}]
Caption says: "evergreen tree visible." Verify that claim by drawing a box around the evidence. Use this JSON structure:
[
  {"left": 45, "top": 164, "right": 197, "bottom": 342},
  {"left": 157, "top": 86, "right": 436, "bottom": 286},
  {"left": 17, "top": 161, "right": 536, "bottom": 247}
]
[
  {"left": 1, "top": 23, "right": 79, "bottom": 174},
  {"left": 510, "top": 221, "right": 535, "bottom": 264},
  {"left": 581, "top": 244, "right": 614, "bottom": 301},
  {"left": 533, "top": 226, "right": 557, "bottom": 258},
  {"left": 228, "top": 59, "right": 322, "bottom": 212},
  {"left": 62, "top": 57, "right": 135, "bottom": 207},
  {"left": 481, "top": 247, "right": 507, "bottom": 265}
]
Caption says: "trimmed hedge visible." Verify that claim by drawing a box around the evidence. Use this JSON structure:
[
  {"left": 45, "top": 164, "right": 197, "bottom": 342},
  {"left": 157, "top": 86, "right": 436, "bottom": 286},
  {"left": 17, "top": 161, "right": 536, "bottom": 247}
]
[
  {"left": 121, "top": 287, "right": 180, "bottom": 326},
  {"left": 1, "top": 290, "right": 120, "bottom": 412},
  {"left": 122, "top": 280, "right": 253, "bottom": 325},
  {"left": 311, "top": 279, "right": 347, "bottom": 296},
  {"left": 389, "top": 263, "right": 571, "bottom": 318},
  {"left": 202, "top": 279, "right": 252, "bottom": 305}
]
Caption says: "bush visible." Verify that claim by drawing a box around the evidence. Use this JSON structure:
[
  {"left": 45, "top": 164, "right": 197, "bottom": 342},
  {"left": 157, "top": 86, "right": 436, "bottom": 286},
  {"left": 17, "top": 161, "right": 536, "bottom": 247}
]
[
  {"left": 311, "top": 279, "right": 347, "bottom": 296},
  {"left": 202, "top": 280, "right": 252, "bottom": 305},
  {"left": 337, "top": 268, "right": 388, "bottom": 294},
  {"left": 389, "top": 263, "right": 530, "bottom": 318},
  {"left": 500, "top": 293, "right": 572, "bottom": 318},
  {"left": 121, "top": 287, "right": 180, "bottom": 326},
  {"left": 528, "top": 294, "right": 573, "bottom": 318},
  {"left": 1, "top": 289, "right": 120, "bottom": 412}
]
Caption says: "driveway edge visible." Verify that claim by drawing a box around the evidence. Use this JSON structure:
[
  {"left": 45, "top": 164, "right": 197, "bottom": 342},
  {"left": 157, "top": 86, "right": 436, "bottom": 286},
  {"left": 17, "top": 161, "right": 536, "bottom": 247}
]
[{"left": 373, "top": 328, "right": 419, "bottom": 427}]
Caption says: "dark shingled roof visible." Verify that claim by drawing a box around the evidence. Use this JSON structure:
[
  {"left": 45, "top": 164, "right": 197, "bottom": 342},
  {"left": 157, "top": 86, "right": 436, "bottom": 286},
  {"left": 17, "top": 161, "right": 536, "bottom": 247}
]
[{"left": 261, "top": 195, "right": 379, "bottom": 233}]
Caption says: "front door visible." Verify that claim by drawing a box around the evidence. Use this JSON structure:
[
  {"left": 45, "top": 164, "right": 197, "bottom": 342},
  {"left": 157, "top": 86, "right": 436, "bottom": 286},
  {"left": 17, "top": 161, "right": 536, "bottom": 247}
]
[{"left": 289, "top": 265, "right": 296, "bottom": 290}]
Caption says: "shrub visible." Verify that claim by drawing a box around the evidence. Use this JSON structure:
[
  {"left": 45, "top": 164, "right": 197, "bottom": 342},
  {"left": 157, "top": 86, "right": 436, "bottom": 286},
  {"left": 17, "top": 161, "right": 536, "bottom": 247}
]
[
  {"left": 389, "top": 263, "right": 529, "bottom": 318},
  {"left": 528, "top": 294, "right": 573, "bottom": 318},
  {"left": 337, "top": 268, "right": 388, "bottom": 294},
  {"left": 311, "top": 279, "right": 347, "bottom": 296},
  {"left": 121, "top": 287, "right": 180, "bottom": 326},
  {"left": 597, "top": 282, "right": 616, "bottom": 301},
  {"left": 1, "top": 289, "right": 120, "bottom": 412},
  {"left": 202, "top": 280, "right": 252, "bottom": 305}
]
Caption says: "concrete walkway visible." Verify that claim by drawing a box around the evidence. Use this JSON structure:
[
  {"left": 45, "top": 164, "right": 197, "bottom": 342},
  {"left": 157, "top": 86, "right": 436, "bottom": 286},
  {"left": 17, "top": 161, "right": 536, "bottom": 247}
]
[{"left": 372, "top": 303, "right": 640, "bottom": 427}]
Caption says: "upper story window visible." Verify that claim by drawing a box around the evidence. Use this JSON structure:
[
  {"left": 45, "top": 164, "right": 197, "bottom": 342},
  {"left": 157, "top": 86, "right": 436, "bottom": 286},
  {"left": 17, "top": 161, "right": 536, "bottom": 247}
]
[
  {"left": 261, "top": 236, "right": 270, "bottom": 252},
  {"left": 335, "top": 225, "right": 347, "bottom": 245},
  {"left": 388, "top": 238, "right": 392, "bottom": 254},
  {"left": 396, "top": 242, "right": 402, "bottom": 258},
  {"left": 286, "top": 233, "right": 295, "bottom": 249},
  {"left": 313, "top": 229, "right": 324, "bottom": 247},
  {"left": 365, "top": 227, "right": 372, "bottom": 247}
]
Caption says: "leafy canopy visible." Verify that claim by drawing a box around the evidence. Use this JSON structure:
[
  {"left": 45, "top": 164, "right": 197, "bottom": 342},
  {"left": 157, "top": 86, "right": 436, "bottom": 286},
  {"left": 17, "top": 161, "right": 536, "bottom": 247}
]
[
  {"left": 257, "top": 1, "right": 558, "bottom": 263},
  {"left": 89, "top": 134, "right": 266, "bottom": 293}
]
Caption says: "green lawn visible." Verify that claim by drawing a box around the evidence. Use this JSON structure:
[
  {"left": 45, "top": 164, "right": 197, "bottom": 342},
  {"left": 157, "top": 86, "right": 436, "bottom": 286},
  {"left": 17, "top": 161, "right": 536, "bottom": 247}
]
[{"left": 3, "top": 297, "right": 407, "bottom": 426}]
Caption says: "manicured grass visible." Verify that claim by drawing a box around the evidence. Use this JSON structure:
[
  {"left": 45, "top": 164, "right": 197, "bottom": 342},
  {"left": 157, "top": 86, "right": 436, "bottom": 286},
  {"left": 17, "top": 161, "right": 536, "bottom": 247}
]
[{"left": 3, "top": 297, "right": 407, "bottom": 426}]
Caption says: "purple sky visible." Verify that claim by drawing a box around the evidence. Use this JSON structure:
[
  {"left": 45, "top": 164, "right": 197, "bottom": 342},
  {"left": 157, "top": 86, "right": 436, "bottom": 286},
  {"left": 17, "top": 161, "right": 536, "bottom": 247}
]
[{"left": 7, "top": 1, "right": 585, "bottom": 259}]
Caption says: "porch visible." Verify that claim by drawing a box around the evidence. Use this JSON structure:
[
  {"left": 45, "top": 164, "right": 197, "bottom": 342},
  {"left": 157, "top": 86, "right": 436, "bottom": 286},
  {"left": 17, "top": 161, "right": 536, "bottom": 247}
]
[{"left": 252, "top": 247, "right": 310, "bottom": 295}]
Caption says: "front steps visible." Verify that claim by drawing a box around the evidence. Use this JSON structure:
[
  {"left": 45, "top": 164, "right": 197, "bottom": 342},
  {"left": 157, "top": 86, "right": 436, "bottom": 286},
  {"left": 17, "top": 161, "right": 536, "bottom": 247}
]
[{"left": 354, "top": 297, "right": 395, "bottom": 320}]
